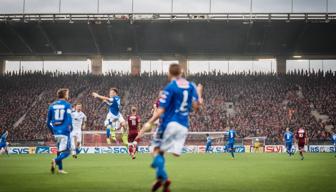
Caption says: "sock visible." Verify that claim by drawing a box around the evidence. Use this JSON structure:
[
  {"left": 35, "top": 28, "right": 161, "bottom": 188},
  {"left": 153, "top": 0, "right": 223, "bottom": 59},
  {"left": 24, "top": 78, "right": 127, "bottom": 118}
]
[
  {"left": 163, "top": 180, "right": 171, "bottom": 192},
  {"left": 58, "top": 160, "right": 63, "bottom": 170},
  {"left": 55, "top": 151, "right": 70, "bottom": 170},
  {"left": 155, "top": 155, "right": 167, "bottom": 181},
  {"left": 111, "top": 130, "right": 117, "bottom": 142},
  {"left": 122, "top": 134, "right": 128, "bottom": 146},
  {"left": 128, "top": 145, "right": 134, "bottom": 155},
  {"left": 230, "top": 150, "right": 235, "bottom": 158},
  {"left": 152, "top": 180, "right": 162, "bottom": 192}
]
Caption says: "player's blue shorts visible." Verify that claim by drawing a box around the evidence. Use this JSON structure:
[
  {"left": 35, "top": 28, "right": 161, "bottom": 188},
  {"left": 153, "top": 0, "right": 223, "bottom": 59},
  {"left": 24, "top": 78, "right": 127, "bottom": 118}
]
[
  {"left": 226, "top": 142, "right": 234, "bottom": 151},
  {"left": 205, "top": 142, "right": 212, "bottom": 151},
  {"left": 0, "top": 142, "right": 6, "bottom": 149},
  {"left": 285, "top": 142, "right": 292, "bottom": 150}
]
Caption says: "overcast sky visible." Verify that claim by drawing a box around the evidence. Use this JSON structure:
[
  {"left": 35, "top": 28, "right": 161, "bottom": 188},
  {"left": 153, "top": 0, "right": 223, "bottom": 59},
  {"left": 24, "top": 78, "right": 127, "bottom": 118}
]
[{"left": 2, "top": 0, "right": 336, "bottom": 73}]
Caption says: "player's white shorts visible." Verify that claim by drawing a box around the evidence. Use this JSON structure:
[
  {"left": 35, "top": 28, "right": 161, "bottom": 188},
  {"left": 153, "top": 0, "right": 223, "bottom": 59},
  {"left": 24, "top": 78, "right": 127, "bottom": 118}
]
[
  {"left": 71, "top": 131, "right": 82, "bottom": 143},
  {"left": 54, "top": 135, "right": 70, "bottom": 152},
  {"left": 104, "top": 112, "right": 125, "bottom": 129},
  {"left": 160, "top": 121, "right": 188, "bottom": 156}
]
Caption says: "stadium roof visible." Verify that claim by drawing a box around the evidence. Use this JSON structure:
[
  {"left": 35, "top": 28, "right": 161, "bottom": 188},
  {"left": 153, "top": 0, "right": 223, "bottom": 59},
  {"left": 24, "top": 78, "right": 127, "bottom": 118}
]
[{"left": 0, "top": 13, "right": 336, "bottom": 60}]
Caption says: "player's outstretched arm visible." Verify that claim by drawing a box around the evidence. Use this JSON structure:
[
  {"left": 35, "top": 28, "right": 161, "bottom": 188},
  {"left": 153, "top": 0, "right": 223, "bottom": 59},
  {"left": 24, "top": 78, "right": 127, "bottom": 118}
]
[
  {"left": 192, "top": 84, "right": 204, "bottom": 112},
  {"left": 136, "top": 108, "right": 165, "bottom": 140},
  {"left": 92, "top": 92, "right": 110, "bottom": 101}
]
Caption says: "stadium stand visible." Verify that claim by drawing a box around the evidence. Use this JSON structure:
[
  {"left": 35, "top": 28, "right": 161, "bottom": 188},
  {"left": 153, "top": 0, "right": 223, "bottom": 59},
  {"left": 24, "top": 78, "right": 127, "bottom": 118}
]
[{"left": 0, "top": 70, "right": 335, "bottom": 144}]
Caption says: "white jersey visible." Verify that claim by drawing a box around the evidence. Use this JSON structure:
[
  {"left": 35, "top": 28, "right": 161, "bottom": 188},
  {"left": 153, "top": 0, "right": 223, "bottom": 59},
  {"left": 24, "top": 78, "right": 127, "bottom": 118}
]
[{"left": 71, "top": 111, "right": 86, "bottom": 132}]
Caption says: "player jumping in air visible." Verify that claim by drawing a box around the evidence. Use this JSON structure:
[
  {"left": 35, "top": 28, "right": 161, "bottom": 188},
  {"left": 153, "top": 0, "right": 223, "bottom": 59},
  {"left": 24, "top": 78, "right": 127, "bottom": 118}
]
[
  {"left": 295, "top": 127, "right": 307, "bottom": 160},
  {"left": 47, "top": 88, "right": 73, "bottom": 174},
  {"left": 92, "top": 88, "right": 126, "bottom": 145},
  {"left": 127, "top": 106, "right": 141, "bottom": 159},
  {"left": 136, "top": 64, "right": 203, "bottom": 192},
  {"left": 283, "top": 127, "right": 294, "bottom": 156},
  {"left": 71, "top": 103, "right": 87, "bottom": 158},
  {"left": 0, "top": 129, "right": 9, "bottom": 155},
  {"left": 225, "top": 127, "right": 236, "bottom": 159},
  {"left": 332, "top": 132, "right": 336, "bottom": 157},
  {"left": 205, "top": 133, "right": 212, "bottom": 153}
]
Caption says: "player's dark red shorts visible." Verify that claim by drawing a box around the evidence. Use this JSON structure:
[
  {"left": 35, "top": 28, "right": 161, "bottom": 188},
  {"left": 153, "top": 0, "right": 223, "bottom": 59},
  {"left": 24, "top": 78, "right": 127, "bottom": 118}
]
[
  {"left": 298, "top": 142, "right": 305, "bottom": 150},
  {"left": 128, "top": 132, "right": 138, "bottom": 143}
]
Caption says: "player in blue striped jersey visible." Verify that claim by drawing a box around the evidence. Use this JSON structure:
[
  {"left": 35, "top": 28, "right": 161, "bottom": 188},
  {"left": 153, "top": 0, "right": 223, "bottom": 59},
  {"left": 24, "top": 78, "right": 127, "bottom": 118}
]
[
  {"left": 136, "top": 64, "right": 203, "bottom": 192},
  {"left": 47, "top": 88, "right": 72, "bottom": 174},
  {"left": 284, "top": 128, "right": 294, "bottom": 156}
]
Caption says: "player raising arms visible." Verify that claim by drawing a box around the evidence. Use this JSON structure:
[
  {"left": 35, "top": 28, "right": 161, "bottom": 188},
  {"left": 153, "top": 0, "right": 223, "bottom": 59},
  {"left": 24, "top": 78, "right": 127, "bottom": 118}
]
[
  {"left": 127, "top": 106, "right": 141, "bottom": 159},
  {"left": 47, "top": 88, "right": 72, "bottom": 174},
  {"left": 92, "top": 88, "right": 126, "bottom": 145},
  {"left": 295, "top": 127, "right": 308, "bottom": 160},
  {"left": 283, "top": 127, "right": 294, "bottom": 156},
  {"left": 71, "top": 103, "right": 87, "bottom": 158},
  {"left": 0, "top": 129, "right": 9, "bottom": 155},
  {"left": 136, "top": 64, "right": 203, "bottom": 192}
]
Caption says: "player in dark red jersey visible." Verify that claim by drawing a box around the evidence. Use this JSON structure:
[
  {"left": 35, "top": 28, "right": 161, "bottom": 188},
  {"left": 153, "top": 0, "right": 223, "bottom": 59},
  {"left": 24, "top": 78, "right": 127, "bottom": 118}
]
[
  {"left": 295, "top": 127, "right": 308, "bottom": 160},
  {"left": 127, "top": 106, "right": 141, "bottom": 159}
]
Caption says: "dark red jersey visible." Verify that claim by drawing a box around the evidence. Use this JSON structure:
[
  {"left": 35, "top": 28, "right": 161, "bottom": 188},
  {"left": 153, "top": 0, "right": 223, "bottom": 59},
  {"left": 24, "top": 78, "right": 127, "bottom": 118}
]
[
  {"left": 295, "top": 128, "right": 307, "bottom": 146},
  {"left": 127, "top": 115, "right": 141, "bottom": 134},
  {"left": 155, "top": 99, "right": 160, "bottom": 109}
]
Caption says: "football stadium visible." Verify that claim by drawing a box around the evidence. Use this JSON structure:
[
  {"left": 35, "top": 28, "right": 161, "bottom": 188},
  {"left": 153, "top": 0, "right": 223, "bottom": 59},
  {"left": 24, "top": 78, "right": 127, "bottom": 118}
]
[{"left": 0, "top": 0, "right": 336, "bottom": 192}]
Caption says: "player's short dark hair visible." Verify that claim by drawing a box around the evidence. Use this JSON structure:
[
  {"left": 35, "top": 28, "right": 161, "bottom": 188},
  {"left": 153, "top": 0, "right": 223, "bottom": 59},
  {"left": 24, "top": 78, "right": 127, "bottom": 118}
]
[
  {"left": 169, "top": 63, "right": 182, "bottom": 77},
  {"left": 57, "top": 88, "right": 69, "bottom": 99},
  {"left": 76, "top": 103, "right": 82, "bottom": 106},
  {"left": 110, "top": 87, "right": 118, "bottom": 94}
]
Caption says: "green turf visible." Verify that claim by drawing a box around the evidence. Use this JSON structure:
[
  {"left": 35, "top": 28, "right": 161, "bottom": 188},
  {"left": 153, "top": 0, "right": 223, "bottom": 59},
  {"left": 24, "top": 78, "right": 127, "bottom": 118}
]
[{"left": 0, "top": 153, "right": 335, "bottom": 192}]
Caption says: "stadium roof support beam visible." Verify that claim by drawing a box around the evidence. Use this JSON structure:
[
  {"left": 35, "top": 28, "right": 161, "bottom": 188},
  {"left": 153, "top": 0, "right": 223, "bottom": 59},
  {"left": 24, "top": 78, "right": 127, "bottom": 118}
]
[
  {"left": 0, "top": 60, "right": 5, "bottom": 74},
  {"left": 276, "top": 57, "right": 287, "bottom": 74},
  {"left": 37, "top": 24, "right": 57, "bottom": 53},
  {"left": 8, "top": 24, "right": 33, "bottom": 54},
  {"left": 131, "top": 56, "right": 141, "bottom": 76},
  {"left": 91, "top": 55, "right": 102, "bottom": 75},
  {"left": 178, "top": 57, "right": 188, "bottom": 76},
  {"left": 88, "top": 24, "right": 101, "bottom": 54}
]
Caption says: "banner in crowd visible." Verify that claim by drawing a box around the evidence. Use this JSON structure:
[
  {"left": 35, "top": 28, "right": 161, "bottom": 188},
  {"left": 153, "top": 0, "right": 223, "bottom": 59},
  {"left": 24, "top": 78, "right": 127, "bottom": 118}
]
[
  {"left": 308, "top": 145, "right": 335, "bottom": 153},
  {"left": 8, "top": 145, "right": 245, "bottom": 154},
  {"left": 8, "top": 145, "right": 334, "bottom": 154}
]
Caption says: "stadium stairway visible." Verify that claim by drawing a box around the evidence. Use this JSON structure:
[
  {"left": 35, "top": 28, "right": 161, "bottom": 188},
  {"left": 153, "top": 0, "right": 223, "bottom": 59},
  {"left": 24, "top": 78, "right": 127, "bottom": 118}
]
[{"left": 13, "top": 91, "right": 46, "bottom": 129}]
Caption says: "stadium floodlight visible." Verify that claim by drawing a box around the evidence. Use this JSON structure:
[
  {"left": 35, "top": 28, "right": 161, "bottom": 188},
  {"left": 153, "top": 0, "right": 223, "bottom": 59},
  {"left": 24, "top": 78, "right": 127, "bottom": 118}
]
[{"left": 293, "top": 55, "right": 302, "bottom": 59}]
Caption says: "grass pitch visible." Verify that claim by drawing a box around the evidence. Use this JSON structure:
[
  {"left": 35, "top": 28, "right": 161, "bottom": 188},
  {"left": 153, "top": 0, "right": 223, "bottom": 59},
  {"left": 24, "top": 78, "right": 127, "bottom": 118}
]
[{"left": 0, "top": 153, "right": 335, "bottom": 192}]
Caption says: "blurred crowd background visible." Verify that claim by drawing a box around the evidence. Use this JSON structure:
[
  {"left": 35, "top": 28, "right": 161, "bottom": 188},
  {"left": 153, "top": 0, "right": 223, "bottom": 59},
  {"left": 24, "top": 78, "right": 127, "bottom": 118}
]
[{"left": 0, "top": 70, "right": 335, "bottom": 145}]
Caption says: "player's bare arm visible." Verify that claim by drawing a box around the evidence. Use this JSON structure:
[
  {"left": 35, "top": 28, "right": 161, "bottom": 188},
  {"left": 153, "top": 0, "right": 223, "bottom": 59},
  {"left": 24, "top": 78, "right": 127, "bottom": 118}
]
[
  {"left": 92, "top": 92, "right": 110, "bottom": 101},
  {"left": 193, "top": 84, "right": 204, "bottom": 112},
  {"left": 137, "top": 107, "right": 165, "bottom": 139}
]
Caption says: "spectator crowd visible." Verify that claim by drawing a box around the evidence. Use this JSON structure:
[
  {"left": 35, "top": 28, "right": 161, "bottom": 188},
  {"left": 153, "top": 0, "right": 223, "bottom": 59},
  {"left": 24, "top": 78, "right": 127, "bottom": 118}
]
[{"left": 0, "top": 70, "right": 335, "bottom": 144}]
